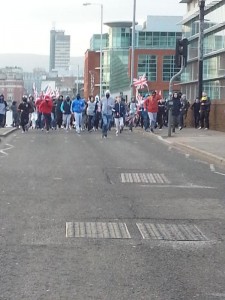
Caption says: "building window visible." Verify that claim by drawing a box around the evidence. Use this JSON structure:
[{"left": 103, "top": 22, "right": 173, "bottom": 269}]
[
  {"left": 163, "top": 55, "right": 180, "bottom": 81},
  {"left": 138, "top": 55, "right": 157, "bottom": 81}
]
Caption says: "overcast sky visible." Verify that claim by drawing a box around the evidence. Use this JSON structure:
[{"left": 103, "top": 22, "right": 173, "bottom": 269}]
[{"left": 0, "top": 0, "right": 187, "bottom": 57}]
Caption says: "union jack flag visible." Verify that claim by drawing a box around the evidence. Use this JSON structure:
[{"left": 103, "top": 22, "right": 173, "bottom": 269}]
[
  {"left": 44, "top": 85, "right": 56, "bottom": 98},
  {"left": 133, "top": 74, "right": 148, "bottom": 89}
]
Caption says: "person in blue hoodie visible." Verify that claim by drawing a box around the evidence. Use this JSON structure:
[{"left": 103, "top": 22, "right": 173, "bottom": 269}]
[{"left": 71, "top": 94, "right": 85, "bottom": 134}]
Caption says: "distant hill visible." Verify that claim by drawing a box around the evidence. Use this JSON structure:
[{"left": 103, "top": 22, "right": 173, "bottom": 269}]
[{"left": 0, "top": 54, "right": 84, "bottom": 73}]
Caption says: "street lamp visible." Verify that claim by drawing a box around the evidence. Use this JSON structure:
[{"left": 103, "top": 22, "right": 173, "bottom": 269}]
[
  {"left": 130, "top": 0, "right": 136, "bottom": 99},
  {"left": 83, "top": 2, "right": 103, "bottom": 98},
  {"left": 198, "top": 0, "right": 205, "bottom": 100}
]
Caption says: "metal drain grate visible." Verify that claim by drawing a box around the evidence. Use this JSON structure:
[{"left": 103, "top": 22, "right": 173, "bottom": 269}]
[
  {"left": 66, "top": 222, "right": 131, "bottom": 239},
  {"left": 136, "top": 223, "right": 208, "bottom": 241},
  {"left": 120, "top": 173, "right": 170, "bottom": 184}
]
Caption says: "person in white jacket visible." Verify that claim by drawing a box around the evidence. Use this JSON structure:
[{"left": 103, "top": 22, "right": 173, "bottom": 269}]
[{"left": 101, "top": 90, "right": 114, "bottom": 138}]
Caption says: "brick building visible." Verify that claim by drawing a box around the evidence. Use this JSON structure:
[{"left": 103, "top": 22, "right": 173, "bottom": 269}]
[
  {"left": 0, "top": 67, "right": 24, "bottom": 104},
  {"left": 84, "top": 51, "right": 100, "bottom": 100}
]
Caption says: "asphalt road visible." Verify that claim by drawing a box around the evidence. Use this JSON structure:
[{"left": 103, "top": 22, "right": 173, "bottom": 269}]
[{"left": 1, "top": 128, "right": 225, "bottom": 300}]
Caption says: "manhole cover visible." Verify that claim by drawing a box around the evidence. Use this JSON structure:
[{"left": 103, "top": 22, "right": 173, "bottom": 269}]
[
  {"left": 121, "top": 173, "right": 170, "bottom": 184},
  {"left": 66, "top": 222, "right": 131, "bottom": 239},
  {"left": 136, "top": 223, "right": 208, "bottom": 241}
]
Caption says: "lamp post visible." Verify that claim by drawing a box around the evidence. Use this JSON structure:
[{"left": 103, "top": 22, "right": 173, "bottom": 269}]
[
  {"left": 130, "top": 0, "right": 136, "bottom": 99},
  {"left": 198, "top": 0, "right": 205, "bottom": 100},
  {"left": 83, "top": 2, "right": 103, "bottom": 98}
]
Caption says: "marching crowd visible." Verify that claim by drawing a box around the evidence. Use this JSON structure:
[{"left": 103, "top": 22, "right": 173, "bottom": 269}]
[{"left": 0, "top": 89, "right": 211, "bottom": 137}]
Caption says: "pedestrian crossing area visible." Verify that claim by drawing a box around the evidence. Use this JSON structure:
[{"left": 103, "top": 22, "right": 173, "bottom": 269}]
[{"left": 66, "top": 221, "right": 208, "bottom": 241}]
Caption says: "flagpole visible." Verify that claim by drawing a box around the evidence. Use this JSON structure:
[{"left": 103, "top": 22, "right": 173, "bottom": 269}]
[{"left": 77, "top": 65, "right": 79, "bottom": 94}]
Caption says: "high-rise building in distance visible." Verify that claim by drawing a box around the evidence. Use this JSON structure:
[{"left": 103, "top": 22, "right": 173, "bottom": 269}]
[{"left": 49, "top": 29, "right": 70, "bottom": 75}]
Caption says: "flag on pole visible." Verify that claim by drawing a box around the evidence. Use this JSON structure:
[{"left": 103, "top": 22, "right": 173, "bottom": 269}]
[
  {"left": 133, "top": 74, "right": 148, "bottom": 89},
  {"left": 32, "top": 82, "right": 38, "bottom": 100},
  {"left": 44, "top": 85, "right": 51, "bottom": 96}
]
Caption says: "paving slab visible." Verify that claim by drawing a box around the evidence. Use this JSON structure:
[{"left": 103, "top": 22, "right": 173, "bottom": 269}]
[{"left": 141, "top": 127, "right": 225, "bottom": 169}]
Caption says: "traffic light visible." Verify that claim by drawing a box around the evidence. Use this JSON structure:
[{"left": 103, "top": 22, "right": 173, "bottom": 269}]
[{"left": 175, "top": 38, "right": 188, "bottom": 68}]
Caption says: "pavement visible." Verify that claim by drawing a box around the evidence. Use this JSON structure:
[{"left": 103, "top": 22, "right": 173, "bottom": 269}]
[
  {"left": 1, "top": 125, "right": 225, "bottom": 169},
  {"left": 0, "top": 127, "right": 17, "bottom": 140},
  {"left": 143, "top": 126, "right": 225, "bottom": 169}
]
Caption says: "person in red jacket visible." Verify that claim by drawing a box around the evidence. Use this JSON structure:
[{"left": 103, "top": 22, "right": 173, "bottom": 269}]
[
  {"left": 144, "top": 90, "right": 161, "bottom": 133},
  {"left": 39, "top": 95, "right": 53, "bottom": 132}
]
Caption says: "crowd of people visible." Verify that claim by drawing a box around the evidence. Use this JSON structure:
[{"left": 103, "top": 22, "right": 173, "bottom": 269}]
[{"left": 0, "top": 90, "right": 211, "bottom": 136}]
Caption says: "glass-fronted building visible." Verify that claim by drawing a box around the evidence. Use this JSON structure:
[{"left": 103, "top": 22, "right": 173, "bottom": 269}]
[
  {"left": 102, "top": 22, "right": 133, "bottom": 94},
  {"left": 180, "top": 0, "right": 225, "bottom": 100},
  {"left": 84, "top": 16, "right": 182, "bottom": 98},
  {"left": 90, "top": 34, "right": 109, "bottom": 51}
]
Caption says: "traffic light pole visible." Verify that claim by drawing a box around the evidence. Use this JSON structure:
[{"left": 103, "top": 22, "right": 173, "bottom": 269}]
[
  {"left": 198, "top": 0, "right": 205, "bottom": 100},
  {"left": 168, "top": 58, "right": 185, "bottom": 137}
]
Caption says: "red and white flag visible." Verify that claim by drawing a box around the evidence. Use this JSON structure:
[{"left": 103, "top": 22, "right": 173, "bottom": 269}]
[
  {"left": 133, "top": 74, "right": 148, "bottom": 89},
  {"left": 32, "top": 82, "right": 38, "bottom": 100}
]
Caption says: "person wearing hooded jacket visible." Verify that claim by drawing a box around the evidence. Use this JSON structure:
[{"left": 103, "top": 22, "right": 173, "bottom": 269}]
[
  {"left": 171, "top": 92, "right": 182, "bottom": 133},
  {"left": 39, "top": 95, "right": 53, "bottom": 132},
  {"left": 199, "top": 91, "right": 211, "bottom": 130},
  {"left": 61, "top": 95, "right": 72, "bottom": 131},
  {"left": 179, "top": 94, "right": 190, "bottom": 130},
  {"left": 94, "top": 95, "right": 101, "bottom": 130},
  {"left": 18, "top": 95, "right": 32, "bottom": 133},
  {"left": 144, "top": 90, "right": 161, "bottom": 133},
  {"left": 101, "top": 90, "right": 114, "bottom": 138},
  {"left": 71, "top": 94, "right": 85, "bottom": 134},
  {"left": 55, "top": 95, "right": 63, "bottom": 129},
  {"left": 114, "top": 95, "right": 126, "bottom": 136},
  {"left": 86, "top": 95, "right": 96, "bottom": 132},
  {"left": 0, "top": 94, "right": 8, "bottom": 127}
]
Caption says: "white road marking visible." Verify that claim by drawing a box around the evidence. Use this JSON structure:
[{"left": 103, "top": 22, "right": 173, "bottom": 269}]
[
  {"left": 210, "top": 164, "right": 215, "bottom": 172},
  {"left": 121, "top": 173, "right": 126, "bottom": 183},
  {"left": 214, "top": 171, "right": 225, "bottom": 176},
  {"left": 66, "top": 222, "right": 74, "bottom": 238},
  {"left": 157, "top": 136, "right": 172, "bottom": 144},
  {"left": 140, "top": 185, "right": 215, "bottom": 189},
  {"left": 0, "top": 143, "right": 14, "bottom": 156},
  {"left": 210, "top": 164, "right": 225, "bottom": 176}
]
